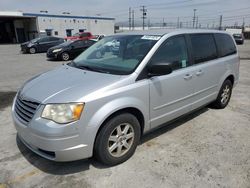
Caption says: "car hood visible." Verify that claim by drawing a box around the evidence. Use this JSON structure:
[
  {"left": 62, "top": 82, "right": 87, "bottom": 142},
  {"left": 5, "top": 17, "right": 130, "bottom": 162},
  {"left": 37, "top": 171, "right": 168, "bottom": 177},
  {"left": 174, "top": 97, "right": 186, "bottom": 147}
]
[
  {"left": 19, "top": 65, "right": 123, "bottom": 104},
  {"left": 20, "top": 41, "right": 30, "bottom": 46}
]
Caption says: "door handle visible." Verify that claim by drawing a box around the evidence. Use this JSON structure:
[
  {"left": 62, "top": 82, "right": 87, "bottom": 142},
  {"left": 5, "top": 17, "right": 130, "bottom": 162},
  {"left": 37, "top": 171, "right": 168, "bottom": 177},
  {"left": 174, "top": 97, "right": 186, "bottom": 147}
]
[
  {"left": 184, "top": 74, "right": 192, "bottom": 80},
  {"left": 196, "top": 70, "right": 204, "bottom": 76}
]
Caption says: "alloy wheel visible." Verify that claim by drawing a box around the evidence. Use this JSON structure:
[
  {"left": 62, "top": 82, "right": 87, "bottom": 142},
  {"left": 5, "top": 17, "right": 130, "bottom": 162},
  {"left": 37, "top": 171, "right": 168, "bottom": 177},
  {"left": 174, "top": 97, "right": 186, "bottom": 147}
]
[
  {"left": 107, "top": 123, "right": 135, "bottom": 158},
  {"left": 221, "top": 85, "right": 230, "bottom": 105}
]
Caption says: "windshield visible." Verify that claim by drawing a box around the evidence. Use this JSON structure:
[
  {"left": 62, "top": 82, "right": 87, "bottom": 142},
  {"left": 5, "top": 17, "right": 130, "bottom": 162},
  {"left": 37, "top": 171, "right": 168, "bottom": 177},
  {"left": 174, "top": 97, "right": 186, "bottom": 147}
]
[
  {"left": 71, "top": 35, "right": 160, "bottom": 75},
  {"left": 59, "top": 40, "right": 74, "bottom": 46},
  {"left": 233, "top": 34, "right": 242, "bottom": 39},
  {"left": 31, "top": 38, "right": 40, "bottom": 43}
]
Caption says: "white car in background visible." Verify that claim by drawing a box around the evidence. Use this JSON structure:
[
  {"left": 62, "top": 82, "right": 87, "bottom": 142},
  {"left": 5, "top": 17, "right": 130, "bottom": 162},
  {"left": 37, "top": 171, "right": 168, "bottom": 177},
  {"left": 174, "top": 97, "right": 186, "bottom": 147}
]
[{"left": 92, "top": 34, "right": 105, "bottom": 42}]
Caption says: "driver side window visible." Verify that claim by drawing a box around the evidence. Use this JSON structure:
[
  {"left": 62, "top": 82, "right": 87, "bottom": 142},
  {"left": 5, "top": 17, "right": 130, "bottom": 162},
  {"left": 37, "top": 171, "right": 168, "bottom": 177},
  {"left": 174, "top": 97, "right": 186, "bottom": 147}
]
[
  {"left": 39, "top": 37, "right": 49, "bottom": 43},
  {"left": 72, "top": 41, "right": 84, "bottom": 48},
  {"left": 150, "top": 36, "right": 189, "bottom": 71}
]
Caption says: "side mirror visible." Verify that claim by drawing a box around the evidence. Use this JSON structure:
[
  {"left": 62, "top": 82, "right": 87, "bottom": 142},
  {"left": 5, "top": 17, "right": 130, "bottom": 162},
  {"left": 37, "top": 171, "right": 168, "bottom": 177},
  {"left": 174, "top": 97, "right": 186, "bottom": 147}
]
[{"left": 148, "top": 62, "right": 172, "bottom": 77}]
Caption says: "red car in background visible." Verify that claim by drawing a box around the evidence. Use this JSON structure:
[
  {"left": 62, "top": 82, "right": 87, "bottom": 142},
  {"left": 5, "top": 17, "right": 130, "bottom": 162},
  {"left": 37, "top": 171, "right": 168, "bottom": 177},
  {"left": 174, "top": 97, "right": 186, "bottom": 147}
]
[{"left": 65, "top": 32, "right": 94, "bottom": 41}]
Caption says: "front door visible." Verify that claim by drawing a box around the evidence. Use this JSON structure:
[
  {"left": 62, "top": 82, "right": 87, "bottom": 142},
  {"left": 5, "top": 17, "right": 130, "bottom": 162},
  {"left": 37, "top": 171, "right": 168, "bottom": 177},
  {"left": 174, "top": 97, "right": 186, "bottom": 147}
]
[
  {"left": 149, "top": 35, "right": 195, "bottom": 128},
  {"left": 38, "top": 37, "right": 52, "bottom": 52}
]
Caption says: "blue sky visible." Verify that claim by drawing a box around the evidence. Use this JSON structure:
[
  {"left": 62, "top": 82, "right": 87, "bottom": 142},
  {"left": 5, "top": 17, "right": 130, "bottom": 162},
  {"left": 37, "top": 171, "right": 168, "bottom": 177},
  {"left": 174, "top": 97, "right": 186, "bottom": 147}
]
[{"left": 0, "top": 0, "right": 250, "bottom": 27}]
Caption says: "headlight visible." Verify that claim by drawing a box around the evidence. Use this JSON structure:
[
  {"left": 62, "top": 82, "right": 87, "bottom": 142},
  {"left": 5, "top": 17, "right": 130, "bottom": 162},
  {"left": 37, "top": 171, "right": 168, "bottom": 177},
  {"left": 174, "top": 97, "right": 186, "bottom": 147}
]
[
  {"left": 52, "top": 48, "right": 62, "bottom": 53},
  {"left": 41, "top": 103, "right": 84, "bottom": 124}
]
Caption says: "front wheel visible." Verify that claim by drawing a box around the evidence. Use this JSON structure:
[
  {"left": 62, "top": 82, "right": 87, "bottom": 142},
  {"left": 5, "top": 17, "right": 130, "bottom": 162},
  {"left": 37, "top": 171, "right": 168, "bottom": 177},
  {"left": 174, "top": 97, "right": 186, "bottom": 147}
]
[
  {"left": 29, "top": 47, "right": 36, "bottom": 54},
  {"left": 212, "top": 79, "right": 233, "bottom": 109},
  {"left": 61, "top": 52, "right": 70, "bottom": 61},
  {"left": 94, "top": 113, "right": 141, "bottom": 166}
]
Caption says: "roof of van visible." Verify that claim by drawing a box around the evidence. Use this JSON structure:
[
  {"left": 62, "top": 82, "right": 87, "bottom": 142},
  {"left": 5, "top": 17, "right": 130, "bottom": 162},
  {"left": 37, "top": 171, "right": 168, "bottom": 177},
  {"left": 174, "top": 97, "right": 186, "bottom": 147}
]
[{"left": 115, "top": 29, "right": 228, "bottom": 36}]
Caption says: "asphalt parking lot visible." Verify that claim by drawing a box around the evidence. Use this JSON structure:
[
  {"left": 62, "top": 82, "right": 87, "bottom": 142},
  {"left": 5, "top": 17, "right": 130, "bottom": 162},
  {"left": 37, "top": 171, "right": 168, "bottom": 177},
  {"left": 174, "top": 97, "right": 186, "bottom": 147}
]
[{"left": 0, "top": 42, "right": 250, "bottom": 188}]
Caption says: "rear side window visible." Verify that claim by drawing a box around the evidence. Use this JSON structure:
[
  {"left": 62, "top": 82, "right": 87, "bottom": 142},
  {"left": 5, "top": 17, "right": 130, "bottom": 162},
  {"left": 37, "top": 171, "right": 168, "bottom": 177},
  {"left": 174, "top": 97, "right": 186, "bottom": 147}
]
[
  {"left": 150, "top": 36, "right": 189, "bottom": 71},
  {"left": 214, "top": 33, "right": 236, "bottom": 57},
  {"left": 190, "top": 34, "right": 217, "bottom": 64}
]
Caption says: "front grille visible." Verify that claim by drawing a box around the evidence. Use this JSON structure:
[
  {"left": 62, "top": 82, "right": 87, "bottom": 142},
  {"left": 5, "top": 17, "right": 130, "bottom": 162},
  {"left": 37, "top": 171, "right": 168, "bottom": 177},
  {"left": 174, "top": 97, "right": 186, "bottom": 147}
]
[
  {"left": 20, "top": 44, "right": 27, "bottom": 51},
  {"left": 14, "top": 95, "right": 40, "bottom": 125}
]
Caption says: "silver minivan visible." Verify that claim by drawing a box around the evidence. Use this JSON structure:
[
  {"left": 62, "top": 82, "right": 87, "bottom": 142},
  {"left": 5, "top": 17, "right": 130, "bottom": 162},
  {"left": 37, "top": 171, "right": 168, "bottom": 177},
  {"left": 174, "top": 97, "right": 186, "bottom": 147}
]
[{"left": 12, "top": 29, "right": 239, "bottom": 165}]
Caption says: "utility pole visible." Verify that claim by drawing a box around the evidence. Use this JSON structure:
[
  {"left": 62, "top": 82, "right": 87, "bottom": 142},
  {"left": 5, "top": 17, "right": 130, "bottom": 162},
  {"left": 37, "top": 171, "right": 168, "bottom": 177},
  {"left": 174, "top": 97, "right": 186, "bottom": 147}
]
[
  {"left": 219, "top": 15, "right": 223, "bottom": 30},
  {"left": 129, "top": 7, "right": 131, "bottom": 30},
  {"left": 242, "top": 17, "right": 245, "bottom": 28},
  {"left": 163, "top": 18, "right": 165, "bottom": 28},
  {"left": 196, "top": 16, "right": 198, "bottom": 29},
  {"left": 132, "top": 10, "right": 135, "bottom": 30},
  {"left": 140, "top": 6, "right": 147, "bottom": 30},
  {"left": 177, "top": 17, "right": 179, "bottom": 28},
  {"left": 193, "top": 9, "right": 197, "bottom": 28}
]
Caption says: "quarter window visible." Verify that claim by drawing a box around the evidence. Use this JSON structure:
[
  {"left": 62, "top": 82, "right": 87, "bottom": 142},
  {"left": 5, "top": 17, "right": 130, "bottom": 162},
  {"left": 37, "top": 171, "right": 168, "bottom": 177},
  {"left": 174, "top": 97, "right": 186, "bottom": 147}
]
[
  {"left": 150, "top": 36, "right": 189, "bottom": 71},
  {"left": 190, "top": 34, "right": 217, "bottom": 64},
  {"left": 214, "top": 33, "right": 236, "bottom": 57}
]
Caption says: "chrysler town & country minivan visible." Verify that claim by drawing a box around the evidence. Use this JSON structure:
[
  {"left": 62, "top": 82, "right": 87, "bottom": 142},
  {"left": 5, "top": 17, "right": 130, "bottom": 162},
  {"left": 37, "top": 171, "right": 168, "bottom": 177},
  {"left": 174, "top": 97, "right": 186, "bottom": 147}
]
[{"left": 12, "top": 29, "right": 239, "bottom": 165}]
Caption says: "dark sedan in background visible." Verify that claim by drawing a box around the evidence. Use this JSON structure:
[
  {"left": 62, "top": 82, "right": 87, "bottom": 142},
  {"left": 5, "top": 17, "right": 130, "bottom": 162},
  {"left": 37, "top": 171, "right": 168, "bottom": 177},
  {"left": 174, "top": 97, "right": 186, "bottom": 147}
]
[
  {"left": 47, "top": 39, "right": 96, "bottom": 61},
  {"left": 233, "top": 33, "right": 244, "bottom": 45},
  {"left": 20, "top": 36, "right": 65, "bottom": 54}
]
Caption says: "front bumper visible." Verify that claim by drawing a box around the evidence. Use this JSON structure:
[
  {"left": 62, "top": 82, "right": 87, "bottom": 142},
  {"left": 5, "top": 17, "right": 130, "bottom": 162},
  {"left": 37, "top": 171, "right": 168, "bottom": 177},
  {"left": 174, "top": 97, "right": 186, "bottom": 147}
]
[
  {"left": 12, "top": 98, "right": 93, "bottom": 161},
  {"left": 20, "top": 46, "right": 27, "bottom": 53},
  {"left": 46, "top": 52, "right": 59, "bottom": 59}
]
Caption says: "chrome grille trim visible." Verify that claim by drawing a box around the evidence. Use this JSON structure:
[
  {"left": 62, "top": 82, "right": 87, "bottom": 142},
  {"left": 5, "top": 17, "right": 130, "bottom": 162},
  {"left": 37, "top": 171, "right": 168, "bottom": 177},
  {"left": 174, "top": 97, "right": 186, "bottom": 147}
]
[{"left": 14, "top": 95, "right": 40, "bottom": 125}]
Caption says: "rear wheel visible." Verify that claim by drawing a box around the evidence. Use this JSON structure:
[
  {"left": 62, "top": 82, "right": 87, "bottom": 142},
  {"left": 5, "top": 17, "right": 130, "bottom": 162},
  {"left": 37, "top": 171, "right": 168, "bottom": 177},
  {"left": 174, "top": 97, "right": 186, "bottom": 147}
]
[
  {"left": 29, "top": 47, "right": 36, "bottom": 54},
  {"left": 212, "top": 79, "right": 233, "bottom": 109},
  {"left": 61, "top": 52, "right": 70, "bottom": 61},
  {"left": 94, "top": 113, "right": 141, "bottom": 166}
]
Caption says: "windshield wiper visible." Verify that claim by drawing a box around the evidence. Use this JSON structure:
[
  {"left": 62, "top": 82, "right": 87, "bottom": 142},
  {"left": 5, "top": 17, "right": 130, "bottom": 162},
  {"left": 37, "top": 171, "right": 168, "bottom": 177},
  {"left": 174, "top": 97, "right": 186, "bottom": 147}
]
[
  {"left": 76, "top": 65, "right": 110, "bottom": 74},
  {"left": 67, "top": 61, "right": 76, "bottom": 67}
]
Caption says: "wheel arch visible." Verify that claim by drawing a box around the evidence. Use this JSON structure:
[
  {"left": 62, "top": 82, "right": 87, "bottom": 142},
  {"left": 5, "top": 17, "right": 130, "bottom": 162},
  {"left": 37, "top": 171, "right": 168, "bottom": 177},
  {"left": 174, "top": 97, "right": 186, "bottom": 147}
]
[
  {"left": 95, "top": 107, "right": 145, "bottom": 138},
  {"left": 226, "top": 74, "right": 234, "bottom": 86}
]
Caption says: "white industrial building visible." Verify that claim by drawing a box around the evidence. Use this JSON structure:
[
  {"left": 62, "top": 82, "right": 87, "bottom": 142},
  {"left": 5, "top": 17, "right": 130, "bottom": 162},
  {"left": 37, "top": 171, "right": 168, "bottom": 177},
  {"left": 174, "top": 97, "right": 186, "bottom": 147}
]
[{"left": 0, "top": 11, "right": 115, "bottom": 43}]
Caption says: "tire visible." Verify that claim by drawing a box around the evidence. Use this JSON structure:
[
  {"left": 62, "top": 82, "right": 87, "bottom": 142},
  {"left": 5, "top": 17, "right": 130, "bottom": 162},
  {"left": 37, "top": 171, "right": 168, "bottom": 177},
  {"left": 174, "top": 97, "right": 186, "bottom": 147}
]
[
  {"left": 94, "top": 113, "right": 141, "bottom": 166},
  {"left": 61, "top": 52, "right": 70, "bottom": 61},
  {"left": 29, "top": 47, "right": 36, "bottom": 54},
  {"left": 212, "top": 79, "right": 233, "bottom": 109}
]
